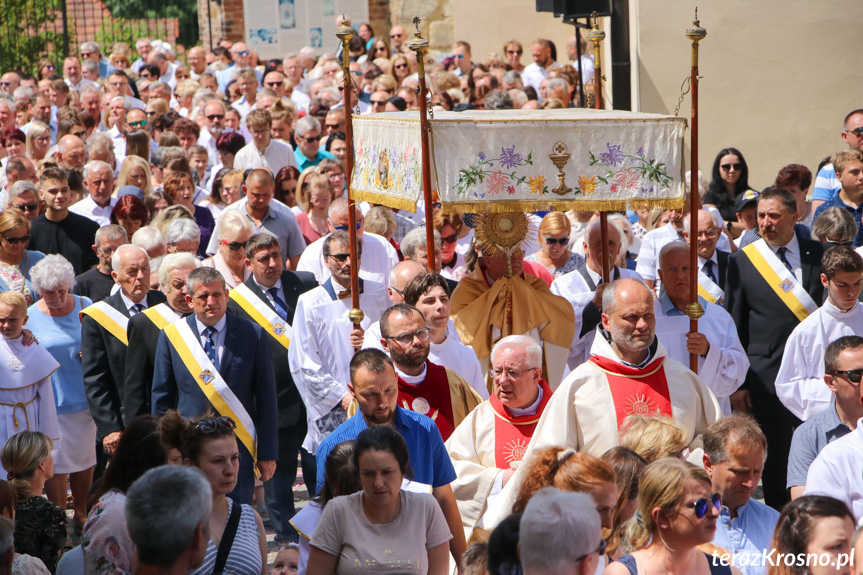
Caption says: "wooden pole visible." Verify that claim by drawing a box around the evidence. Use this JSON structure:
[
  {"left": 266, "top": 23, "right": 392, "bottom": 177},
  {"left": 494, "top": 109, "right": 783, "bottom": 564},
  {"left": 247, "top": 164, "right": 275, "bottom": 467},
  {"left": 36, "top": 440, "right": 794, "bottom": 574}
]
[
  {"left": 407, "top": 18, "right": 436, "bottom": 268},
  {"left": 686, "top": 13, "right": 707, "bottom": 372},
  {"left": 336, "top": 18, "right": 364, "bottom": 332},
  {"left": 588, "top": 13, "right": 611, "bottom": 283}
]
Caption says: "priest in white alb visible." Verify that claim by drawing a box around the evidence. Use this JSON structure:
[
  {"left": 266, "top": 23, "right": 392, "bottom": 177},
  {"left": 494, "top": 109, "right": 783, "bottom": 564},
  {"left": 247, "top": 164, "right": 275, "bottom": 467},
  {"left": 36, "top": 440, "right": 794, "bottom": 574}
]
[
  {"left": 775, "top": 245, "right": 863, "bottom": 420},
  {"left": 653, "top": 243, "right": 748, "bottom": 415},
  {"left": 551, "top": 220, "right": 641, "bottom": 370},
  {"left": 446, "top": 335, "right": 553, "bottom": 542},
  {"left": 295, "top": 198, "right": 399, "bottom": 286},
  {"left": 289, "top": 231, "right": 391, "bottom": 454}
]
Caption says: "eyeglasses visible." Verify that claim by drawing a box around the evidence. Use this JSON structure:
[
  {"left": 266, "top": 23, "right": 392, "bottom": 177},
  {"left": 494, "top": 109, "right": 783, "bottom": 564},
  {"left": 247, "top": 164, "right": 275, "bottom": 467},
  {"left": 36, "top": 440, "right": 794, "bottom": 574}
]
[
  {"left": 575, "top": 539, "right": 607, "bottom": 563},
  {"left": 825, "top": 239, "right": 853, "bottom": 247},
  {"left": 206, "top": 114, "right": 225, "bottom": 121},
  {"left": 265, "top": 81, "right": 283, "bottom": 87},
  {"left": 2, "top": 234, "right": 30, "bottom": 244},
  {"left": 507, "top": 50, "right": 523, "bottom": 55},
  {"left": 845, "top": 127, "right": 863, "bottom": 138},
  {"left": 689, "top": 493, "right": 722, "bottom": 519},
  {"left": 829, "top": 369, "right": 863, "bottom": 383},
  {"left": 491, "top": 367, "right": 539, "bottom": 380},
  {"left": 298, "top": 134, "right": 322, "bottom": 143},
  {"left": 390, "top": 34, "right": 402, "bottom": 39},
  {"left": 384, "top": 326, "right": 431, "bottom": 346},
  {"left": 33, "top": 136, "right": 50, "bottom": 143},
  {"left": 544, "top": 236, "right": 569, "bottom": 246},
  {"left": 325, "top": 251, "right": 362, "bottom": 263},
  {"left": 195, "top": 416, "right": 237, "bottom": 433},
  {"left": 220, "top": 239, "right": 246, "bottom": 251},
  {"left": 12, "top": 202, "right": 38, "bottom": 212},
  {"left": 235, "top": 50, "right": 251, "bottom": 56},
  {"left": 333, "top": 222, "right": 361, "bottom": 231},
  {"left": 696, "top": 229, "right": 719, "bottom": 238},
  {"left": 442, "top": 233, "right": 458, "bottom": 244},
  {"left": 128, "top": 120, "right": 147, "bottom": 128},
  {"left": 721, "top": 163, "right": 742, "bottom": 172}
]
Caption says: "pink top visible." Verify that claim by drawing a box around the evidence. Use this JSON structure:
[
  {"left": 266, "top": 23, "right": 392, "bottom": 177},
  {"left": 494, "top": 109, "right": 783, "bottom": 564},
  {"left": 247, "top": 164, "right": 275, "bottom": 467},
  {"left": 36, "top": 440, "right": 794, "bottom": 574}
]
[{"left": 296, "top": 212, "right": 326, "bottom": 245}]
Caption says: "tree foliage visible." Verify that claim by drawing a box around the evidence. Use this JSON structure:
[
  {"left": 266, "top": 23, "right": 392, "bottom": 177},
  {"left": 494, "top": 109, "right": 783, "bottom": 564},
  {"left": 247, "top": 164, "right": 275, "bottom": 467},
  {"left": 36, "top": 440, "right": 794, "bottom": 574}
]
[
  {"left": 0, "top": 0, "right": 67, "bottom": 74},
  {"left": 100, "top": 0, "right": 199, "bottom": 48}
]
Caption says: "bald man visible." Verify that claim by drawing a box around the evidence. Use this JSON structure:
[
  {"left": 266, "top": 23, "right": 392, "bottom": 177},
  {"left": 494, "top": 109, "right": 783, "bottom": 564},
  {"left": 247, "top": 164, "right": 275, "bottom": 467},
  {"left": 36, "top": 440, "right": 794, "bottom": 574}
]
[{"left": 57, "top": 135, "right": 86, "bottom": 172}]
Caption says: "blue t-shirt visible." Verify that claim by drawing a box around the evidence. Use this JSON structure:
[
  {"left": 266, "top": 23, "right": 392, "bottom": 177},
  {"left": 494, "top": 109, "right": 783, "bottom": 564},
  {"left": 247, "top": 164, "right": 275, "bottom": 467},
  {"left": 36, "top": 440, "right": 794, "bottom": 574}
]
[
  {"left": 27, "top": 295, "right": 92, "bottom": 413},
  {"left": 315, "top": 407, "right": 456, "bottom": 492}
]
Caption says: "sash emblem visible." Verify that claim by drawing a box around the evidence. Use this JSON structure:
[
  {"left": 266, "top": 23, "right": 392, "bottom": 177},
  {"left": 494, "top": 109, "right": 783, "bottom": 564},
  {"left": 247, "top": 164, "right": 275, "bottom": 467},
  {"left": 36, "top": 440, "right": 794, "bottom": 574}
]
[
  {"left": 780, "top": 279, "right": 794, "bottom": 293},
  {"left": 273, "top": 322, "right": 286, "bottom": 336},
  {"left": 199, "top": 369, "right": 215, "bottom": 385},
  {"left": 504, "top": 438, "right": 528, "bottom": 468},
  {"left": 625, "top": 393, "right": 661, "bottom": 416}
]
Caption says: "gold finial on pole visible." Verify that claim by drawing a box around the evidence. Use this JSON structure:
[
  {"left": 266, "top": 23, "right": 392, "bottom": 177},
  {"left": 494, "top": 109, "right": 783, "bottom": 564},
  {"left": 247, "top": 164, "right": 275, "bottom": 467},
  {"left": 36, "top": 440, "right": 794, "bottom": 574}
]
[{"left": 407, "top": 17, "right": 436, "bottom": 268}]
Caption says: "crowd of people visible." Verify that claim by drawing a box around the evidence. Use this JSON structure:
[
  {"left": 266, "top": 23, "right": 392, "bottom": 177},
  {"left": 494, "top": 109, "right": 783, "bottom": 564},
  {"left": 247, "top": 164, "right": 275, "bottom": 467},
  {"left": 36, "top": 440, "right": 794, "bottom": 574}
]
[{"left": 0, "top": 16, "right": 860, "bottom": 575}]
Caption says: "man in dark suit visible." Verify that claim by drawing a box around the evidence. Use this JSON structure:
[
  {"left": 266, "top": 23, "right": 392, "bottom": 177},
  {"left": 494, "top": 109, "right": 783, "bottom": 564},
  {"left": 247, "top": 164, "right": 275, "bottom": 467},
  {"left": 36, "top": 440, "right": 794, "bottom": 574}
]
[
  {"left": 123, "top": 253, "right": 200, "bottom": 423},
  {"left": 152, "top": 266, "right": 278, "bottom": 504},
  {"left": 726, "top": 187, "right": 825, "bottom": 509},
  {"left": 226, "top": 233, "right": 316, "bottom": 542},
  {"left": 684, "top": 209, "right": 730, "bottom": 297},
  {"left": 82, "top": 244, "right": 166, "bottom": 476}
]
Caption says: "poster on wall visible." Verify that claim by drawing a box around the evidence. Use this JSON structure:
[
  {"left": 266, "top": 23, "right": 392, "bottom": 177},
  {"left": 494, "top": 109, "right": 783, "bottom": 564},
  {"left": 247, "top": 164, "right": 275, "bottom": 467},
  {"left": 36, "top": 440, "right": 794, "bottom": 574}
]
[{"left": 245, "top": 0, "right": 370, "bottom": 59}]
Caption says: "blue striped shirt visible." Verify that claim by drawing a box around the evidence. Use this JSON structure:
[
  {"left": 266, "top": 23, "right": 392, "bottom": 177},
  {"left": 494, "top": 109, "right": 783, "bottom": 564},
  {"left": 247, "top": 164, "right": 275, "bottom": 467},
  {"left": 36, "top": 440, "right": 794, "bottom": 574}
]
[
  {"left": 315, "top": 407, "right": 456, "bottom": 492},
  {"left": 189, "top": 500, "right": 261, "bottom": 575}
]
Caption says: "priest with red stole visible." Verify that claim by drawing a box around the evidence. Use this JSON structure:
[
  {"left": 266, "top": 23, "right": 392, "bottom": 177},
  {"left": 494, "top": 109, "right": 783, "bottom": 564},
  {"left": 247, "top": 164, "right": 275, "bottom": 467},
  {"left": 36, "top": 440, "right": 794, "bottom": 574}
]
[
  {"left": 446, "top": 334, "right": 553, "bottom": 542},
  {"left": 481, "top": 277, "right": 722, "bottom": 532},
  {"left": 374, "top": 303, "right": 483, "bottom": 441}
]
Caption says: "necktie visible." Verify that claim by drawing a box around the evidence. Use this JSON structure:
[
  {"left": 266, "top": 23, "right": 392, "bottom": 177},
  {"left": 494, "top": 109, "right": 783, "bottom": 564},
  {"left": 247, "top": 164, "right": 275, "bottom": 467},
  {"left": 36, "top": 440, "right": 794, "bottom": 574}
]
[
  {"left": 268, "top": 287, "right": 288, "bottom": 321},
  {"left": 703, "top": 260, "right": 717, "bottom": 283},
  {"left": 131, "top": 303, "right": 144, "bottom": 316},
  {"left": 203, "top": 326, "right": 217, "bottom": 367},
  {"left": 777, "top": 247, "right": 795, "bottom": 274}
]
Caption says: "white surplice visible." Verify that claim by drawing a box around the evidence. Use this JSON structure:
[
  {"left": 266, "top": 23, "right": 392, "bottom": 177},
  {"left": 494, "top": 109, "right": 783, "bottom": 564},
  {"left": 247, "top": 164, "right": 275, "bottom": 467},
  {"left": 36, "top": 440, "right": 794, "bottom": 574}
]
[
  {"left": 653, "top": 295, "right": 748, "bottom": 415},
  {"left": 289, "top": 280, "right": 391, "bottom": 453},
  {"left": 295, "top": 232, "right": 399, "bottom": 286},
  {"left": 775, "top": 300, "right": 863, "bottom": 421}
]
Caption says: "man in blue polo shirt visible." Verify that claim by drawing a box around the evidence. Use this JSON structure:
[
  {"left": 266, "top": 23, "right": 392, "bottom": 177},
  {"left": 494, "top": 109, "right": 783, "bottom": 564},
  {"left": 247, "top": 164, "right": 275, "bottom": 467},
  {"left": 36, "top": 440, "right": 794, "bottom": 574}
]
[
  {"left": 293, "top": 116, "right": 335, "bottom": 171},
  {"left": 315, "top": 348, "right": 467, "bottom": 564}
]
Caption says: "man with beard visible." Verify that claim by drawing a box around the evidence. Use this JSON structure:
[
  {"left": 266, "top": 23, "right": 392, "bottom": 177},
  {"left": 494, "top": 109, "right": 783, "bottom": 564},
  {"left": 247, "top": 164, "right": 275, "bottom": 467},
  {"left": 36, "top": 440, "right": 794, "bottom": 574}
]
[
  {"left": 376, "top": 303, "right": 481, "bottom": 441},
  {"left": 197, "top": 99, "right": 226, "bottom": 167},
  {"left": 314, "top": 349, "right": 467, "bottom": 565}
]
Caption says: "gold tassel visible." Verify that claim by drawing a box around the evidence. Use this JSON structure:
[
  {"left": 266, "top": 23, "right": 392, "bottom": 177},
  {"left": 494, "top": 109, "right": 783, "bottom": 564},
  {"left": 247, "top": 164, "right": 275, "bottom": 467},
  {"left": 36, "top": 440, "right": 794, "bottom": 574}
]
[
  {"left": 351, "top": 190, "right": 420, "bottom": 213},
  {"left": 440, "top": 197, "right": 686, "bottom": 214}
]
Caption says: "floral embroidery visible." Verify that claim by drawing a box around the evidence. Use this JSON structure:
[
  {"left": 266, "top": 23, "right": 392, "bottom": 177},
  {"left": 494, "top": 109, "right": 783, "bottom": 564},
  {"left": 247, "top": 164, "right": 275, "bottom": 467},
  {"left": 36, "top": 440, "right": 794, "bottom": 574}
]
[
  {"left": 528, "top": 175, "right": 548, "bottom": 195},
  {"left": 486, "top": 171, "right": 510, "bottom": 195},
  {"left": 455, "top": 146, "right": 533, "bottom": 197},
  {"left": 506, "top": 185, "right": 516, "bottom": 195},
  {"left": 577, "top": 175, "right": 597, "bottom": 195},
  {"left": 613, "top": 169, "right": 641, "bottom": 193},
  {"left": 599, "top": 143, "right": 625, "bottom": 167},
  {"left": 589, "top": 143, "right": 673, "bottom": 192},
  {"left": 499, "top": 145, "right": 523, "bottom": 170}
]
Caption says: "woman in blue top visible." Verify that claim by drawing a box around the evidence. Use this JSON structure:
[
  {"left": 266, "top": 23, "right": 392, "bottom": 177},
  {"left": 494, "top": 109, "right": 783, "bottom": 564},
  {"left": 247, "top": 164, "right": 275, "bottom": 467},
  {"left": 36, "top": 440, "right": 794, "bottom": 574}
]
[
  {"left": 26, "top": 254, "right": 95, "bottom": 537},
  {"left": 0, "top": 208, "right": 45, "bottom": 304}
]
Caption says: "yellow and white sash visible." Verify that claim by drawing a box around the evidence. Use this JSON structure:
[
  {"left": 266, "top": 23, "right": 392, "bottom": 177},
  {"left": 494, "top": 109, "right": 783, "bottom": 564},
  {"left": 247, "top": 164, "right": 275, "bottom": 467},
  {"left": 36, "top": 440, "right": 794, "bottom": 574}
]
[
  {"left": 742, "top": 239, "right": 818, "bottom": 321},
  {"left": 80, "top": 301, "right": 129, "bottom": 345},
  {"left": 163, "top": 319, "right": 258, "bottom": 460},
  {"left": 697, "top": 269, "right": 725, "bottom": 305},
  {"left": 228, "top": 284, "right": 291, "bottom": 351},
  {"left": 142, "top": 303, "right": 182, "bottom": 330}
]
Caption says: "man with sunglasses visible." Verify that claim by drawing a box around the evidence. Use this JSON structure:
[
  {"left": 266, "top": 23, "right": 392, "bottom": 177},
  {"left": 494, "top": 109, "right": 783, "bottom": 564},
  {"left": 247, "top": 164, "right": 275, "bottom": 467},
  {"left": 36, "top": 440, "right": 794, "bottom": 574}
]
[
  {"left": 79, "top": 41, "right": 113, "bottom": 78},
  {"left": 452, "top": 41, "right": 473, "bottom": 78},
  {"left": 6, "top": 181, "right": 41, "bottom": 222},
  {"left": 198, "top": 100, "right": 227, "bottom": 167},
  {"left": 812, "top": 109, "right": 863, "bottom": 212},
  {"left": 0, "top": 72, "right": 20, "bottom": 96},
  {"left": 263, "top": 71, "right": 288, "bottom": 99},
  {"left": 704, "top": 416, "right": 778, "bottom": 575},
  {"left": 293, "top": 116, "right": 335, "bottom": 171},
  {"left": 218, "top": 42, "right": 262, "bottom": 95},
  {"left": 290, "top": 230, "right": 390, "bottom": 456},
  {"left": 776, "top": 246, "right": 863, "bottom": 421},
  {"left": 389, "top": 25, "right": 407, "bottom": 53}
]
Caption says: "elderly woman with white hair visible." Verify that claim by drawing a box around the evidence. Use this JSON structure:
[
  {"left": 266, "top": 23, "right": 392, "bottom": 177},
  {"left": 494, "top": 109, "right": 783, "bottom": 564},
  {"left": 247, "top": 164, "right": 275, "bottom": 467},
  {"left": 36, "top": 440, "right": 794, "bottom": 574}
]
[
  {"left": 201, "top": 210, "right": 254, "bottom": 289},
  {"left": 26, "top": 254, "right": 97, "bottom": 537},
  {"left": 165, "top": 218, "right": 202, "bottom": 257}
]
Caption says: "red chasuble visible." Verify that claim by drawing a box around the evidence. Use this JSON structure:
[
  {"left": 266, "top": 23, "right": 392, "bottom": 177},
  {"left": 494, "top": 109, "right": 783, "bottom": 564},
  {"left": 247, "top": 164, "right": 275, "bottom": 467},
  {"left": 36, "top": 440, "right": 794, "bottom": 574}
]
[
  {"left": 588, "top": 355, "right": 673, "bottom": 429},
  {"left": 488, "top": 379, "right": 554, "bottom": 470},
  {"left": 397, "top": 361, "right": 456, "bottom": 440}
]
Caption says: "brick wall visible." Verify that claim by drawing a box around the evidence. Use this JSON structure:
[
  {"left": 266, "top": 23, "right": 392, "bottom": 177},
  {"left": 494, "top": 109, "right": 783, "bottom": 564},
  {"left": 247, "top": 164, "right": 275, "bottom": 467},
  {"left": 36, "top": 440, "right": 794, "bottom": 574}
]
[
  {"left": 368, "top": 0, "right": 390, "bottom": 39},
  {"left": 222, "top": 0, "right": 246, "bottom": 43}
]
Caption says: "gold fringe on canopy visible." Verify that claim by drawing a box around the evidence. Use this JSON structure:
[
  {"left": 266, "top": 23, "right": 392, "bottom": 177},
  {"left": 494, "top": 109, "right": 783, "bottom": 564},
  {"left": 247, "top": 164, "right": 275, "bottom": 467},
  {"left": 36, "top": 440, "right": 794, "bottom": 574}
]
[
  {"left": 352, "top": 190, "right": 419, "bottom": 213},
  {"left": 439, "top": 197, "right": 687, "bottom": 215}
]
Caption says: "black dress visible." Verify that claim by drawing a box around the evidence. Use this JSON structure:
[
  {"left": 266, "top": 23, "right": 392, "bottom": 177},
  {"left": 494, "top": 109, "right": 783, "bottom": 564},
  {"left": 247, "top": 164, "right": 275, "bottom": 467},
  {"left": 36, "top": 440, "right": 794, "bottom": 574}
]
[{"left": 14, "top": 496, "right": 67, "bottom": 574}]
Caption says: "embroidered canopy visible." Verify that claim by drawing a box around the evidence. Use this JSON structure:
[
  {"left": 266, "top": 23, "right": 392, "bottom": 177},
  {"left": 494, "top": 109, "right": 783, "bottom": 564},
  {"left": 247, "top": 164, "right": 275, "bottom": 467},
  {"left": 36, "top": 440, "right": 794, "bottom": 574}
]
[{"left": 350, "top": 108, "right": 686, "bottom": 214}]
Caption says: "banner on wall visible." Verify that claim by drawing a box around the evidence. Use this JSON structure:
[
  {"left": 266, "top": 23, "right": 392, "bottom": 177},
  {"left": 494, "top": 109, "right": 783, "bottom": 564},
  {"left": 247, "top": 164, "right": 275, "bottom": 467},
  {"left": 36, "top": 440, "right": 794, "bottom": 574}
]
[{"left": 244, "top": 0, "right": 370, "bottom": 59}]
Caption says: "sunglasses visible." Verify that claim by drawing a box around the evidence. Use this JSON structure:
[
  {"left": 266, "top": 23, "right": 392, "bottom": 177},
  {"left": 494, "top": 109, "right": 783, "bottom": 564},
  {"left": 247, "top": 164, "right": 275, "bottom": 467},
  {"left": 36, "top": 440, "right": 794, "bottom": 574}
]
[
  {"left": 394, "top": 63, "right": 408, "bottom": 69},
  {"left": 146, "top": 111, "right": 157, "bottom": 116},
  {"left": 545, "top": 236, "right": 569, "bottom": 246},
  {"left": 265, "top": 81, "right": 283, "bottom": 87},
  {"left": 298, "top": 134, "right": 322, "bottom": 143},
  {"left": 128, "top": 120, "right": 147, "bottom": 128},
  {"left": 830, "top": 369, "right": 863, "bottom": 383},
  {"left": 0, "top": 82, "right": 10, "bottom": 88},
  {"left": 195, "top": 416, "right": 237, "bottom": 433},
  {"left": 206, "top": 114, "right": 225, "bottom": 121},
  {"left": 326, "top": 251, "right": 362, "bottom": 263},
  {"left": 140, "top": 73, "right": 151, "bottom": 79},
  {"left": 371, "top": 100, "right": 387, "bottom": 106},
  {"left": 390, "top": 34, "right": 402, "bottom": 39},
  {"left": 721, "top": 163, "right": 742, "bottom": 171},
  {"left": 45, "top": 65, "right": 55, "bottom": 70},
  {"left": 507, "top": 50, "right": 523, "bottom": 55},
  {"left": 2, "top": 234, "right": 30, "bottom": 244},
  {"left": 235, "top": 50, "right": 250, "bottom": 56},
  {"left": 80, "top": 52, "right": 92, "bottom": 57},
  {"left": 325, "top": 123, "right": 340, "bottom": 130},
  {"left": 71, "top": 130, "right": 87, "bottom": 138},
  {"left": 442, "top": 233, "right": 458, "bottom": 244},
  {"left": 220, "top": 239, "right": 246, "bottom": 251},
  {"left": 690, "top": 493, "right": 722, "bottom": 519},
  {"left": 846, "top": 127, "right": 863, "bottom": 138},
  {"left": 333, "top": 222, "right": 361, "bottom": 231},
  {"left": 12, "top": 203, "right": 39, "bottom": 212},
  {"left": 454, "top": 54, "right": 464, "bottom": 60}
]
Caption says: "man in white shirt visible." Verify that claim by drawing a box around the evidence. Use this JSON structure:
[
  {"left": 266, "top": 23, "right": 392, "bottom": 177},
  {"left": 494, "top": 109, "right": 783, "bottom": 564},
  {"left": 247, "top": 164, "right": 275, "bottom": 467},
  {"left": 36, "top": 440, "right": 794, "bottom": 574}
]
[
  {"left": 231, "top": 68, "right": 258, "bottom": 123},
  {"left": 70, "top": 160, "right": 117, "bottom": 226},
  {"left": 282, "top": 54, "right": 309, "bottom": 111},
  {"left": 520, "top": 39, "right": 558, "bottom": 97},
  {"left": 147, "top": 50, "right": 177, "bottom": 89},
  {"left": 63, "top": 57, "right": 98, "bottom": 92},
  {"left": 233, "top": 109, "right": 297, "bottom": 174},
  {"left": 636, "top": 203, "right": 689, "bottom": 291},
  {"left": 186, "top": 47, "right": 211, "bottom": 81},
  {"left": 197, "top": 100, "right": 227, "bottom": 167},
  {"left": 131, "top": 38, "right": 151, "bottom": 74},
  {"left": 776, "top": 246, "right": 863, "bottom": 420}
]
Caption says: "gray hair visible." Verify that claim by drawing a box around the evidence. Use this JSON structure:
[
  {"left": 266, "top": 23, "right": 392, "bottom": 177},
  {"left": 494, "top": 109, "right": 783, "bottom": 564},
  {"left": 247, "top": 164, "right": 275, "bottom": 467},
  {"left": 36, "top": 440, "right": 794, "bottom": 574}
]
[
  {"left": 132, "top": 226, "right": 167, "bottom": 253},
  {"left": 30, "top": 254, "right": 77, "bottom": 293},
  {"left": 165, "top": 219, "right": 201, "bottom": 244},
  {"left": 682, "top": 209, "right": 721, "bottom": 234},
  {"left": 12, "top": 86, "right": 32, "bottom": 101},
  {"left": 148, "top": 80, "right": 168, "bottom": 93},
  {"left": 520, "top": 487, "right": 602, "bottom": 575},
  {"left": 85, "top": 136, "right": 114, "bottom": 162},
  {"left": 186, "top": 266, "right": 226, "bottom": 294},
  {"left": 79, "top": 85, "right": 101, "bottom": 99},
  {"left": 94, "top": 224, "right": 128, "bottom": 247},
  {"left": 8, "top": 180, "right": 38, "bottom": 202},
  {"left": 158, "top": 253, "right": 201, "bottom": 291},
  {"left": 601, "top": 277, "right": 653, "bottom": 315},
  {"left": 401, "top": 227, "right": 441, "bottom": 260},
  {"left": 657, "top": 241, "right": 689, "bottom": 270},
  {"left": 546, "top": 77, "right": 569, "bottom": 96},
  {"left": 82, "top": 60, "right": 98, "bottom": 74},
  {"left": 0, "top": 97, "right": 15, "bottom": 113},
  {"left": 509, "top": 89, "right": 528, "bottom": 108},
  {"left": 125, "top": 465, "right": 212, "bottom": 568},
  {"left": 491, "top": 334, "right": 542, "bottom": 369},
  {"left": 295, "top": 115, "right": 320, "bottom": 136},
  {"left": 111, "top": 244, "right": 148, "bottom": 272},
  {"left": 484, "top": 89, "right": 513, "bottom": 110},
  {"left": 110, "top": 95, "right": 131, "bottom": 110},
  {"left": 812, "top": 207, "right": 858, "bottom": 243},
  {"left": 192, "top": 89, "right": 221, "bottom": 111},
  {"left": 0, "top": 517, "right": 12, "bottom": 559},
  {"left": 503, "top": 70, "right": 522, "bottom": 88},
  {"left": 80, "top": 41, "right": 100, "bottom": 54},
  {"left": 83, "top": 159, "right": 114, "bottom": 180},
  {"left": 217, "top": 210, "right": 254, "bottom": 241}
]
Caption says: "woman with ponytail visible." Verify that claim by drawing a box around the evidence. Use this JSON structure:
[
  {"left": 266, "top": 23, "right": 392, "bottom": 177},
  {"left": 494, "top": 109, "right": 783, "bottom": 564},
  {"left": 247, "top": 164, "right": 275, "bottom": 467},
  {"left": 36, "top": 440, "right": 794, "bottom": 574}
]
[{"left": 0, "top": 431, "right": 65, "bottom": 573}]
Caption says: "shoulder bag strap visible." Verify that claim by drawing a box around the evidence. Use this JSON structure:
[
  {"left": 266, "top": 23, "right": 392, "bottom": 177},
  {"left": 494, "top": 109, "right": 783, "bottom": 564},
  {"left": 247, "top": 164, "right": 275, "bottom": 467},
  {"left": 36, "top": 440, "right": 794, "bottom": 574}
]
[{"left": 212, "top": 501, "right": 242, "bottom": 575}]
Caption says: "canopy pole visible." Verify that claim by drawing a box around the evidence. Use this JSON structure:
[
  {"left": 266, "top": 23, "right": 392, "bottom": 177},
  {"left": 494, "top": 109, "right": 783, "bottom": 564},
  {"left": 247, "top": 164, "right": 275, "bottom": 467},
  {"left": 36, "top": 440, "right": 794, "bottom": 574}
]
[
  {"left": 408, "top": 17, "right": 436, "bottom": 268},
  {"left": 336, "top": 17, "right": 364, "bottom": 334},
  {"left": 685, "top": 12, "right": 707, "bottom": 373},
  {"left": 588, "top": 13, "right": 611, "bottom": 283}
]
